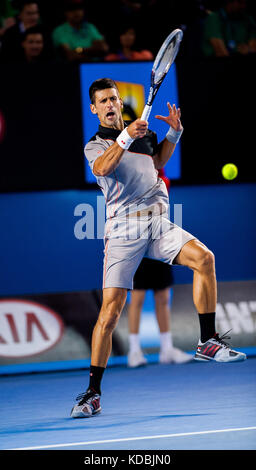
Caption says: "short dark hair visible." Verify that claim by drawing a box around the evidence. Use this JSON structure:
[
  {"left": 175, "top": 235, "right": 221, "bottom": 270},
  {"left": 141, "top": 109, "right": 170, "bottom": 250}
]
[
  {"left": 21, "top": 25, "right": 43, "bottom": 41},
  {"left": 19, "top": 1, "right": 39, "bottom": 11},
  {"left": 89, "top": 78, "right": 119, "bottom": 104},
  {"left": 64, "top": 0, "right": 84, "bottom": 12}
]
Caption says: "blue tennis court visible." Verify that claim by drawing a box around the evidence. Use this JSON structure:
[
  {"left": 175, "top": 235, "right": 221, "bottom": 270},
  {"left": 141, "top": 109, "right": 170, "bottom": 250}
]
[
  {"left": 1, "top": 357, "right": 255, "bottom": 451},
  {"left": 1, "top": 10, "right": 256, "bottom": 459}
]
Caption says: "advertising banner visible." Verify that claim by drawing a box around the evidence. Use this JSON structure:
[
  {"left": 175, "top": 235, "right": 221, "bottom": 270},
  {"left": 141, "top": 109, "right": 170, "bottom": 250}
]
[{"left": 0, "top": 280, "right": 255, "bottom": 372}]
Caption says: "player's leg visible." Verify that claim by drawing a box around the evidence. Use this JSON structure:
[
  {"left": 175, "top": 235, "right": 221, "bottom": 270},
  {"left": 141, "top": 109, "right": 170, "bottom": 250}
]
[
  {"left": 174, "top": 238, "right": 217, "bottom": 315},
  {"left": 71, "top": 218, "right": 149, "bottom": 418},
  {"left": 70, "top": 287, "right": 127, "bottom": 418},
  {"left": 174, "top": 238, "right": 246, "bottom": 362},
  {"left": 154, "top": 287, "right": 193, "bottom": 363},
  {"left": 148, "top": 218, "right": 246, "bottom": 363},
  {"left": 91, "top": 287, "right": 127, "bottom": 367},
  {"left": 127, "top": 289, "right": 147, "bottom": 367}
]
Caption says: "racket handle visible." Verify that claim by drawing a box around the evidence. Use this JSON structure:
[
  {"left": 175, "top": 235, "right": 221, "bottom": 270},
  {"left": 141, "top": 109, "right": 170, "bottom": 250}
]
[{"left": 141, "top": 105, "right": 152, "bottom": 122}]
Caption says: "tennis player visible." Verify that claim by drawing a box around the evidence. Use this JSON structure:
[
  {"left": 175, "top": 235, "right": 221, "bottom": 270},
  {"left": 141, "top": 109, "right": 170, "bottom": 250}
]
[{"left": 71, "top": 78, "right": 246, "bottom": 418}]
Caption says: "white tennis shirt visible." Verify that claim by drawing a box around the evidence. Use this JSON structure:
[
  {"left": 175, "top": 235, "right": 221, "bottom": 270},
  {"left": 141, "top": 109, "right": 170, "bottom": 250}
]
[{"left": 84, "top": 123, "right": 169, "bottom": 221}]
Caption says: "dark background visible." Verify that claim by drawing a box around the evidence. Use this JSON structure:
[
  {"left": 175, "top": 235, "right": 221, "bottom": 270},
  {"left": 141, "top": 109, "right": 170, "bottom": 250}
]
[
  {"left": 177, "top": 54, "right": 256, "bottom": 185},
  {"left": 0, "top": 63, "right": 85, "bottom": 192},
  {"left": 0, "top": 54, "right": 255, "bottom": 192}
]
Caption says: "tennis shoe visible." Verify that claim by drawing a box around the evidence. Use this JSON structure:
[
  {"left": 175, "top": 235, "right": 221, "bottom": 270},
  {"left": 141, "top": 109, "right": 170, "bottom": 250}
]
[
  {"left": 70, "top": 388, "right": 101, "bottom": 418},
  {"left": 128, "top": 349, "right": 147, "bottom": 368},
  {"left": 160, "top": 347, "right": 193, "bottom": 364},
  {"left": 195, "top": 331, "right": 247, "bottom": 362}
]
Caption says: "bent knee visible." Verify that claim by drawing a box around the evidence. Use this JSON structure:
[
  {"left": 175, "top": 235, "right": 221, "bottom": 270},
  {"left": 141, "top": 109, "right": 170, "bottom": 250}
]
[
  {"left": 99, "top": 307, "right": 122, "bottom": 334},
  {"left": 197, "top": 248, "right": 215, "bottom": 272}
]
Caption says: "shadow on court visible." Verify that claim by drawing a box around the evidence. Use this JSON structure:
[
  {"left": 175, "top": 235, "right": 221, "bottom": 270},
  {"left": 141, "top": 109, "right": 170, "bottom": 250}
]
[{"left": 1, "top": 412, "right": 215, "bottom": 436}]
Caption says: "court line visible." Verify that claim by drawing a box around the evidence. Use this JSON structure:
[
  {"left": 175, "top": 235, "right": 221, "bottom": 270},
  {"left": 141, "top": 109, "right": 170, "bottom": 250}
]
[{"left": 9, "top": 426, "right": 256, "bottom": 450}]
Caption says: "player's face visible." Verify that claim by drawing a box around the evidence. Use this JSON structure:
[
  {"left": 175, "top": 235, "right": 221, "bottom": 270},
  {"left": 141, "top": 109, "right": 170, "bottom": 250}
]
[{"left": 90, "top": 88, "right": 123, "bottom": 128}]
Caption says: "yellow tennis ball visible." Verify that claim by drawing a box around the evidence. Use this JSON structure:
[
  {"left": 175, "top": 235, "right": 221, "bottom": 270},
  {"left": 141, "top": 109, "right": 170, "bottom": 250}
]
[{"left": 221, "top": 163, "right": 238, "bottom": 180}]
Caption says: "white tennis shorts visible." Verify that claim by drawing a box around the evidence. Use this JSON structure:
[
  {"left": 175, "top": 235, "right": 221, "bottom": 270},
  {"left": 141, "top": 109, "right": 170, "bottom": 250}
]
[{"left": 103, "top": 211, "right": 196, "bottom": 290}]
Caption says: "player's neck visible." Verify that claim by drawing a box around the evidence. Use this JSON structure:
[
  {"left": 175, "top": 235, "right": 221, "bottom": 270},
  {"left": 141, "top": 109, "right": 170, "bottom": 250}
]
[{"left": 100, "top": 117, "right": 124, "bottom": 131}]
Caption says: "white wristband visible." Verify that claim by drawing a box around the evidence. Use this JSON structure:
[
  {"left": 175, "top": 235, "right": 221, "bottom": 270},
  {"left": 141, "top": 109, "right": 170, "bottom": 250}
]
[
  {"left": 116, "top": 127, "right": 134, "bottom": 149},
  {"left": 166, "top": 126, "right": 183, "bottom": 144}
]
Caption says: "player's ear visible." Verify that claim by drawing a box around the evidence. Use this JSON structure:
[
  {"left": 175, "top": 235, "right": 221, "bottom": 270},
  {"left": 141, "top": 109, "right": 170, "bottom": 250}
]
[
  {"left": 90, "top": 103, "right": 97, "bottom": 115},
  {"left": 120, "top": 98, "right": 124, "bottom": 110}
]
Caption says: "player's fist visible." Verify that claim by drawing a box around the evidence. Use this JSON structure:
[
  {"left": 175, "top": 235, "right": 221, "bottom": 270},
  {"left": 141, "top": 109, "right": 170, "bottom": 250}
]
[{"left": 127, "top": 119, "right": 148, "bottom": 139}]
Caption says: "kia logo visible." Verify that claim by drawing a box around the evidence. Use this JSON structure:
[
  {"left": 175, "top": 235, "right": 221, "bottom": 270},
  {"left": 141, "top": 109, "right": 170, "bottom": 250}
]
[{"left": 0, "top": 299, "right": 64, "bottom": 358}]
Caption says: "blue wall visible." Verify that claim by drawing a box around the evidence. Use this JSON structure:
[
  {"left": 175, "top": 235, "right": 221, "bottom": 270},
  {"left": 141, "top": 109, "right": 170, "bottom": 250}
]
[{"left": 0, "top": 183, "right": 255, "bottom": 296}]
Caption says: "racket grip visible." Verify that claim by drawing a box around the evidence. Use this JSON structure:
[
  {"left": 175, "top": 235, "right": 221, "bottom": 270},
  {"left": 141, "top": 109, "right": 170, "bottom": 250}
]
[{"left": 141, "top": 105, "right": 152, "bottom": 122}]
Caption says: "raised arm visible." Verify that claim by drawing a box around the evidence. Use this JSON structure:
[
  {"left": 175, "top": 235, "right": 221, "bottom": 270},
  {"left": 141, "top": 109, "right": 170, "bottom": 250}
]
[{"left": 153, "top": 102, "right": 183, "bottom": 169}]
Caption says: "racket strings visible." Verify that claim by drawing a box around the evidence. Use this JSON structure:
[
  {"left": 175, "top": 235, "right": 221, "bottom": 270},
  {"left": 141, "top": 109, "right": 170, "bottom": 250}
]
[
  {"left": 141, "top": 29, "right": 183, "bottom": 116},
  {"left": 154, "top": 40, "right": 178, "bottom": 83}
]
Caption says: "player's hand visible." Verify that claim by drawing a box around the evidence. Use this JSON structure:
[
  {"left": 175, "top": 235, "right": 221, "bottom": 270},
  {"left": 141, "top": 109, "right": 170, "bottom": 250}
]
[
  {"left": 155, "top": 102, "right": 183, "bottom": 132},
  {"left": 127, "top": 119, "right": 148, "bottom": 139}
]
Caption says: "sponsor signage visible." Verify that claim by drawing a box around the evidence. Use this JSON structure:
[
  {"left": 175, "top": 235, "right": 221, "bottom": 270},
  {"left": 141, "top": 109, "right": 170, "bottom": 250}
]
[
  {"left": 170, "top": 280, "right": 256, "bottom": 350},
  {"left": 0, "top": 281, "right": 254, "bottom": 371},
  {"left": 216, "top": 301, "right": 256, "bottom": 335},
  {"left": 0, "top": 299, "right": 64, "bottom": 358}
]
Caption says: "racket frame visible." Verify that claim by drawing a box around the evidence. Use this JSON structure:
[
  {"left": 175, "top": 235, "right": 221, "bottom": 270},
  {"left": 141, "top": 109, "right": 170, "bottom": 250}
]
[{"left": 141, "top": 28, "right": 183, "bottom": 122}]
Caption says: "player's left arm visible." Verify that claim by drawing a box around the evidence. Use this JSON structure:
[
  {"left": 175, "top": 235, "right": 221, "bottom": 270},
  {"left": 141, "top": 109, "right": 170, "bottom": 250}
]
[{"left": 153, "top": 102, "right": 183, "bottom": 169}]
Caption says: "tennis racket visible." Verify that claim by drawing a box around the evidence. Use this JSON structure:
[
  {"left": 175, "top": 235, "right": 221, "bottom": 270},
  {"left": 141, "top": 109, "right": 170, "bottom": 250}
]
[{"left": 141, "top": 28, "right": 183, "bottom": 122}]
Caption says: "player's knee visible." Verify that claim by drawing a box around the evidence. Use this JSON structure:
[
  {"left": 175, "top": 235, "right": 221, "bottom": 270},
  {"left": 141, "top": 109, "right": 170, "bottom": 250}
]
[
  {"left": 197, "top": 248, "right": 215, "bottom": 273},
  {"left": 105, "top": 313, "right": 120, "bottom": 333},
  {"left": 100, "top": 307, "right": 121, "bottom": 334}
]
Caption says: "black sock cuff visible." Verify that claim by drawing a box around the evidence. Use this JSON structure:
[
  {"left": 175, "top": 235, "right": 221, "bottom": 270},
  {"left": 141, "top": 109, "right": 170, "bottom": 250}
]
[
  {"left": 198, "top": 312, "right": 216, "bottom": 343},
  {"left": 89, "top": 365, "right": 105, "bottom": 395},
  {"left": 90, "top": 365, "right": 105, "bottom": 374}
]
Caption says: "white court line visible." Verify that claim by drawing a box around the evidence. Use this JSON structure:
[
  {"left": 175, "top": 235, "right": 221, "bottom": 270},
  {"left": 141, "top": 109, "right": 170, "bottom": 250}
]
[{"left": 8, "top": 426, "right": 256, "bottom": 450}]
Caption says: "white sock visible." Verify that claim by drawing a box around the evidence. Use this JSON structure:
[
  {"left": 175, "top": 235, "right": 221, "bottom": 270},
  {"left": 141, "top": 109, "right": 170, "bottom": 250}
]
[
  {"left": 129, "top": 334, "right": 141, "bottom": 352},
  {"left": 160, "top": 332, "right": 173, "bottom": 352}
]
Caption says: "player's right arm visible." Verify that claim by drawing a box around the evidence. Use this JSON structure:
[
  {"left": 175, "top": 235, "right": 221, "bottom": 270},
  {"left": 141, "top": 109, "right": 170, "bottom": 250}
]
[
  {"left": 93, "top": 119, "right": 148, "bottom": 176},
  {"left": 93, "top": 143, "right": 124, "bottom": 176}
]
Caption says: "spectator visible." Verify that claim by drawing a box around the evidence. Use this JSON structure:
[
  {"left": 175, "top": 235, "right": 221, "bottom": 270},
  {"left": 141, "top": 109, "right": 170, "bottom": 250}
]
[
  {"left": 52, "top": 0, "right": 108, "bottom": 62},
  {"left": 202, "top": 0, "right": 256, "bottom": 57},
  {"left": 105, "top": 24, "right": 153, "bottom": 61},
  {"left": 0, "top": 0, "right": 18, "bottom": 39},
  {"left": 119, "top": 0, "right": 144, "bottom": 17},
  {"left": 1, "top": 1, "right": 40, "bottom": 61},
  {"left": 19, "top": 25, "right": 48, "bottom": 63},
  {"left": 127, "top": 258, "right": 193, "bottom": 367}
]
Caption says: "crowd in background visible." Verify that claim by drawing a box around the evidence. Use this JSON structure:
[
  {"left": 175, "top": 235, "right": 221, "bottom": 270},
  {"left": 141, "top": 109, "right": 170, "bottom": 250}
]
[{"left": 0, "top": 0, "right": 256, "bottom": 64}]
